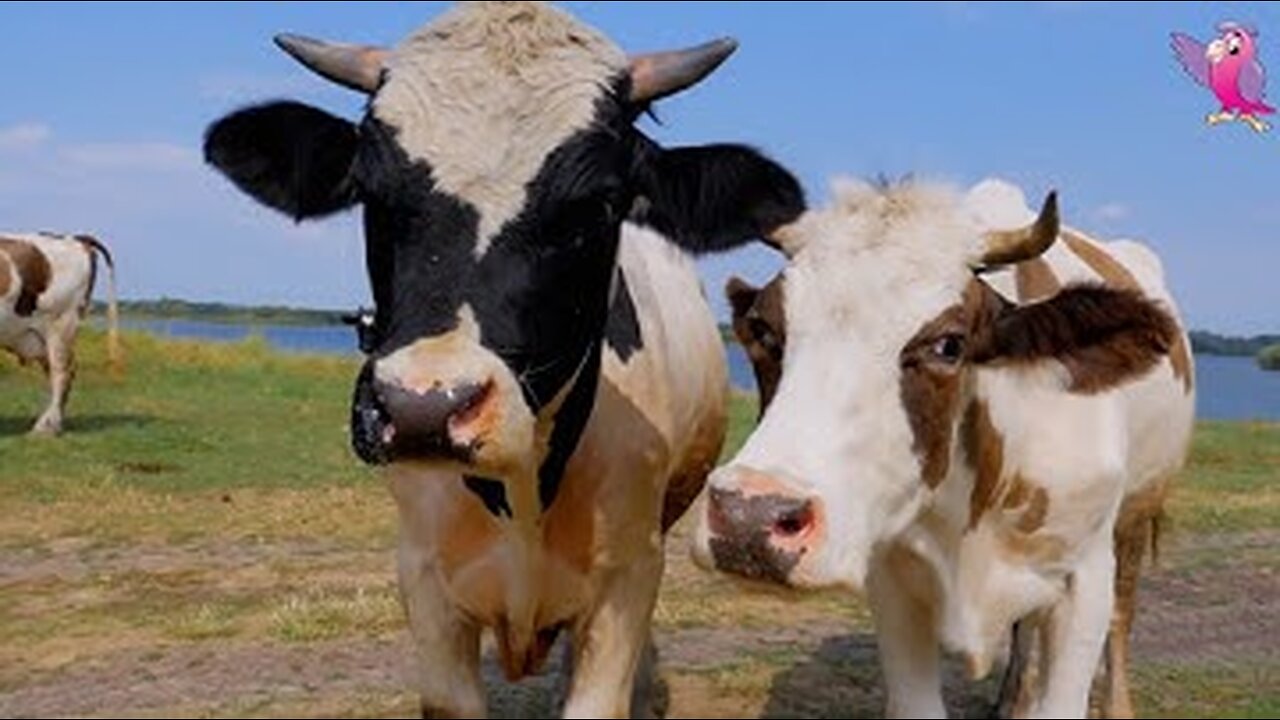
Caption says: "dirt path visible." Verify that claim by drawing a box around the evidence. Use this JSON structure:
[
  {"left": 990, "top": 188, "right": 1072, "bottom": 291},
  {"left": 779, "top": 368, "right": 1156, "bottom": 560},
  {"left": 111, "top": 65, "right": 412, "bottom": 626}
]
[{"left": 1, "top": 533, "right": 1275, "bottom": 718}]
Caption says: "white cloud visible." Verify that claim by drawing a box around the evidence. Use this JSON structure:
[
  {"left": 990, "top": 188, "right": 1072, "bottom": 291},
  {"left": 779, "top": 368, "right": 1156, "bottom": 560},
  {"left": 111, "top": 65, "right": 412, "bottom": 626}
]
[
  {"left": 58, "top": 142, "right": 200, "bottom": 173},
  {"left": 0, "top": 123, "right": 52, "bottom": 152},
  {"left": 1093, "top": 202, "right": 1131, "bottom": 222}
]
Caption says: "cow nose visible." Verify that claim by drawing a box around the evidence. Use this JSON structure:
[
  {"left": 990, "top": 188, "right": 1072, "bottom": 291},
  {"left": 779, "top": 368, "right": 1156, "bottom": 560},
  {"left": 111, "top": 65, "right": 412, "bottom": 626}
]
[
  {"left": 375, "top": 378, "right": 496, "bottom": 462},
  {"left": 703, "top": 468, "right": 821, "bottom": 585}
]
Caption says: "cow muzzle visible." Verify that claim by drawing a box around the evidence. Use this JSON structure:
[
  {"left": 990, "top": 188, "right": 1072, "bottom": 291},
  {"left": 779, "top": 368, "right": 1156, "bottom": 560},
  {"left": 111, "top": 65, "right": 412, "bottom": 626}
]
[
  {"left": 351, "top": 362, "right": 502, "bottom": 466},
  {"left": 694, "top": 466, "right": 825, "bottom": 586}
]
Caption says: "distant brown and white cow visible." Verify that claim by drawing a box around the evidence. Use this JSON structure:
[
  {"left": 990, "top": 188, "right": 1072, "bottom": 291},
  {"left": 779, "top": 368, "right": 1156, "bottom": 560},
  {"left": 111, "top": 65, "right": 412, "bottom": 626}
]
[
  {"left": 1, "top": 232, "right": 120, "bottom": 435},
  {"left": 203, "top": 3, "right": 803, "bottom": 717},
  {"left": 696, "top": 178, "right": 1194, "bottom": 718}
]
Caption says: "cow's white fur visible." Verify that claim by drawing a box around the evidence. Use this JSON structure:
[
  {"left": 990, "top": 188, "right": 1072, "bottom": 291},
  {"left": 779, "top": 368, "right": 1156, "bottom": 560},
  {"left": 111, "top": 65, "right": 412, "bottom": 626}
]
[
  {"left": 374, "top": 1, "right": 626, "bottom": 257},
  {"left": 701, "top": 179, "right": 1194, "bottom": 718}
]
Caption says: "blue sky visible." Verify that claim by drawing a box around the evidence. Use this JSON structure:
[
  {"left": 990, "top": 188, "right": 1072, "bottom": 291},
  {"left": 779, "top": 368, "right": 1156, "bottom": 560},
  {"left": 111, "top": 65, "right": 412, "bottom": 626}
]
[{"left": 1, "top": 2, "right": 1277, "bottom": 333}]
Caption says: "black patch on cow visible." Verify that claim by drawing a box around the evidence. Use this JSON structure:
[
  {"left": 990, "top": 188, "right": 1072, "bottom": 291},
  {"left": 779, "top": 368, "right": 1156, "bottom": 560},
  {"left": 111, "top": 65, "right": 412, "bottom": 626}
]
[
  {"left": 538, "top": 339, "right": 602, "bottom": 511},
  {"left": 203, "top": 101, "right": 360, "bottom": 221},
  {"left": 464, "top": 475, "right": 512, "bottom": 519},
  {"left": 349, "top": 362, "right": 391, "bottom": 466},
  {"left": 629, "top": 139, "right": 806, "bottom": 253},
  {"left": 605, "top": 269, "right": 643, "bottom": 362}
]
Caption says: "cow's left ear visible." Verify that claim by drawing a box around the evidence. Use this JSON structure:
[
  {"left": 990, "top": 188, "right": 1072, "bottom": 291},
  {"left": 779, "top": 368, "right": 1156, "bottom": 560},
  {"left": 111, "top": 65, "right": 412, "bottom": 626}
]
[
  {"left": 969, "top": 283, "right": 1178, "bottom": 394},
  {"left": 204, "top": 100, "right": 360, "bottom": 221},
  {"left": 631, "top": 142, "right": 805, "bottom": 253}
]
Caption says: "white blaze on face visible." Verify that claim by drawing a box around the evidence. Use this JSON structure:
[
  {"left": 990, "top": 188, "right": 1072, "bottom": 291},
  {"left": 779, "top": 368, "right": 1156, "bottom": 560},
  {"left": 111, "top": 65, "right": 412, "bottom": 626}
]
[
  {"left": 371, "top": 2, "right": 627, "bottom": 257},
  {"left": 724, "top": 179, "right": 999, "bottom": 589}
]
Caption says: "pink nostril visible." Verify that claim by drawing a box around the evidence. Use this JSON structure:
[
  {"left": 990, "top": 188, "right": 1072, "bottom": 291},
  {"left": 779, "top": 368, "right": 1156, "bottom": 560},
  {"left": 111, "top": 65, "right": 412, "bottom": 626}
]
[{"left": 772, "top": 502, "right": 814, "bottom": 538}]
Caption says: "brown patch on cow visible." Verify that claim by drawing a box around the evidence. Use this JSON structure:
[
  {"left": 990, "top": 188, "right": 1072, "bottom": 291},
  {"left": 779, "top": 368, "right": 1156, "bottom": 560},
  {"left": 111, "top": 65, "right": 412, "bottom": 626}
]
[
  {"left": 961, "top": 399, "right": 1006, "bottom": 529},
  {"left": 434, "top": 487, "right": 503, "bottom": 611},
  {"left": 999, "top": 532, "right": 1068, "bottom": 564},
  {"left": 663, "top": 398, "right": 726, "bottom": 531},
  {"left": 544, "top": 457, "right": 598, "bottom": 575},
  {"left": 900, "top": 306, "right": 967, "bottom": 489},
  {"left": 1062, "top": 231, "right": 1138, "bottom": 289},
  {"left": 0, "top": 252, "right": 12, "bottom": 298},
  {"left": 0, "top": 237, "right": 52, "bottom": 316},
  {"left": 1064, "top": 231, "right": 1193, "bottom": 394},
  {"left": 1105, "top": 477, "right": 1171, "bottom": 719},
  {"left": 1000, "top": 474, "right": 1049, "bottom": 533},
  {"left": 1001, "top": 476, "right": 1031, "bottom": 510},
  {"left": 898, "top": 281, "right": 1007, "bottom": 490},
  {"left": 971, "top": 283, "right": 1178, "bottom": 395},
  {"left": 1014, "top": 484, "right": 1049, "bottom": 534},
  {"left": 726, "top": 275, "right": 787, "bottom": 414},
  {"left": 1014, "top": 257, "right": 1061, "bottom": 303}
]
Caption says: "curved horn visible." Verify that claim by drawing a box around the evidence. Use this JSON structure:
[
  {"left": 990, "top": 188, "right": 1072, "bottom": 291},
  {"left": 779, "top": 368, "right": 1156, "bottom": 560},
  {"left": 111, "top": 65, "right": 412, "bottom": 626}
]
[
  {"left": 274, "top": 33, "right": 388, "bottom": 94},
  {"left": 629, "top": 37, "right": 738, "bottom": 104},
  {"left": 973, "top": 191, "right": 1059, "bottom": 270}
]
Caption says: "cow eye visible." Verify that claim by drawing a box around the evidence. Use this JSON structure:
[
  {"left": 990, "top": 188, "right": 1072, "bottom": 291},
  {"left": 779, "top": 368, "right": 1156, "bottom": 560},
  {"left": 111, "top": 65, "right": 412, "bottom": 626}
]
[{"left": 931, "top": 334, "right": 965, "bottom": 363}]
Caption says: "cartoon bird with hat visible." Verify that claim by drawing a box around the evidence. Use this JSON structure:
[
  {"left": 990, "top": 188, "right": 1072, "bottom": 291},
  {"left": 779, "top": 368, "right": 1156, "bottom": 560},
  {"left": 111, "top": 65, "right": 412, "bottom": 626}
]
[{"left": 1171, "top": 22, "right": 1274, "bottom": 133}]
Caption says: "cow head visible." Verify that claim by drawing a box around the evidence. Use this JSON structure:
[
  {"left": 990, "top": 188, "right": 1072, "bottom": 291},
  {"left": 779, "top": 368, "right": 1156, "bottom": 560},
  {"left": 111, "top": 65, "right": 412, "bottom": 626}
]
[
  {"left": 204, "top": 3, "right": 802, "bottom": 515},
  {"left": 695, "top": 179, "right": 1177, "bottom": 589},
  {"left": 726, "top": 274, "right": 786, "bottom": 414}
]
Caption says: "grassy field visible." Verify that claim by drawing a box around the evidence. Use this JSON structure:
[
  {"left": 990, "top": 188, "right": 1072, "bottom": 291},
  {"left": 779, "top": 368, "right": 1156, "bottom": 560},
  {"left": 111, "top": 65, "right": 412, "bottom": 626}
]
[{"left": 1, "top": 330, "right": 1276, "bottom": 718}]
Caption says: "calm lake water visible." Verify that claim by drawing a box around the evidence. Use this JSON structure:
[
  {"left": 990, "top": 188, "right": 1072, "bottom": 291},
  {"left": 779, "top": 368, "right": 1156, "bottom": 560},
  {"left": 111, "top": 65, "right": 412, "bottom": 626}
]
[{"left": 124, "top": 319, "right": 1279, "bottom": 422}]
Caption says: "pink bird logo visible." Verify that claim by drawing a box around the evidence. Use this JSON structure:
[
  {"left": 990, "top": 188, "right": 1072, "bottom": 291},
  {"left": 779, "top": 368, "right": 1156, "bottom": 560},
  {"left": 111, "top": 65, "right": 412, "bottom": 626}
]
[{"left": 1171, "top": 22, "right": 1274, "bottom": 133}]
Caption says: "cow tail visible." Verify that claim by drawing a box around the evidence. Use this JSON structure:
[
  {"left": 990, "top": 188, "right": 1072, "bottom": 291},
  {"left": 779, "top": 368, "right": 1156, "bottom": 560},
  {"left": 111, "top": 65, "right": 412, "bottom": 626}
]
[{"left": 78, "top": 235, "right": 122, "bottom": 375}]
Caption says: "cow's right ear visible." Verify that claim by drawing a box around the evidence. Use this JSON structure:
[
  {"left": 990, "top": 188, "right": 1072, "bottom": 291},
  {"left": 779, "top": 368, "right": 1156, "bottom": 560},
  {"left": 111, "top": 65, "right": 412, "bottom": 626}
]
[
  {"left": 725, "top": 276, "right": 761, "bottom": 321},
  {"left": 204, "top": 101, "right": 359, "bottom": 221}
]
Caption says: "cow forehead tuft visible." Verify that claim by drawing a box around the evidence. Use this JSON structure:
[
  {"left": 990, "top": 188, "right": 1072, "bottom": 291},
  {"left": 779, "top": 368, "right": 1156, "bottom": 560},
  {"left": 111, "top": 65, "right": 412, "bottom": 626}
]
[{"left": 371, "top": 1, "right": 627, "bottom": 256}]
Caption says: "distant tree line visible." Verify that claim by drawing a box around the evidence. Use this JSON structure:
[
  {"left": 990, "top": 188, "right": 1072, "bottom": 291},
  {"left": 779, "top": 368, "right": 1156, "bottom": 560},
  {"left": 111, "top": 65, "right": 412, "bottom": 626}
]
[
  {"left": 92, "top": 298, "right": 349, "bottom": 327},
  {"left": 1259, "top": 344, "right": 1280, "bottom": 372},
  {"left": 1189, "top": 330, "right": 1280, "bottom": 357}
]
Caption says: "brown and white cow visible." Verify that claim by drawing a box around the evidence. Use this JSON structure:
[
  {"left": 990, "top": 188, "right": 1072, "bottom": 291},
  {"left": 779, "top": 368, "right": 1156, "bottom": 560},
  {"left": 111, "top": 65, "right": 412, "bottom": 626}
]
[
  {"left": 203, "top": 3, "right": 804, "bottom": 717},
  {"left": 1, "top": 232, "right": 120, "bottom": 435},
  {"left": 696, "top": 178, "right": 1194, "bottom": 718},
  {"left": 723, "top": 185, "right": 1195, "bottom": 717}
]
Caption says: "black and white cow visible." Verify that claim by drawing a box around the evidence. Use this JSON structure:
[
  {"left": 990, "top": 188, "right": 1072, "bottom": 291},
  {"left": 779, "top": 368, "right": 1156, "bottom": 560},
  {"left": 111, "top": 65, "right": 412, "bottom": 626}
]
[{"left": 203, "top": 3, "right": 803, "bottom": 717}]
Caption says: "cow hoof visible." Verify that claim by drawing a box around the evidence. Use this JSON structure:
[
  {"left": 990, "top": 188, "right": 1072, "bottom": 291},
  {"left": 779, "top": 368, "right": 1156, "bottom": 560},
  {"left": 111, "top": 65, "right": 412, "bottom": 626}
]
[{"left": 29, "top": 421, "right": 61, "bottom": 437}]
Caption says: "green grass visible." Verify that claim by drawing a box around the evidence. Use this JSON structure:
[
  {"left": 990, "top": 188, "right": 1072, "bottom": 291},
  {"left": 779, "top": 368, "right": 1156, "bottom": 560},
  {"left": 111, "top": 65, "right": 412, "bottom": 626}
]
[
  {"left": 1173, "top": 420, "right": 1280, "bottom": 533},
  {"left": 0, "top": 329, "right": 371, "bottom": 497}
]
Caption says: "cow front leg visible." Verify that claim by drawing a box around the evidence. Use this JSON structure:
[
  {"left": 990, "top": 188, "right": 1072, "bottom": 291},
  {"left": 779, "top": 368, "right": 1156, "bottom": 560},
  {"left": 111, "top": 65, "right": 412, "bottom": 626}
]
[
  {"left": 1024, "top": 539, "right": 1115, "bottom": 719},
  {"left": 397, "top": 540, "right": 486, "bottom": 719},
  {"left": 562, "top": 550, "right": 663, "bottom": 719},
  {"left": 31, "top": 320, "right": 75, "bottom": 436},
  {"left": 868, "top": 550, "right": 946, "bottom": 719}
]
